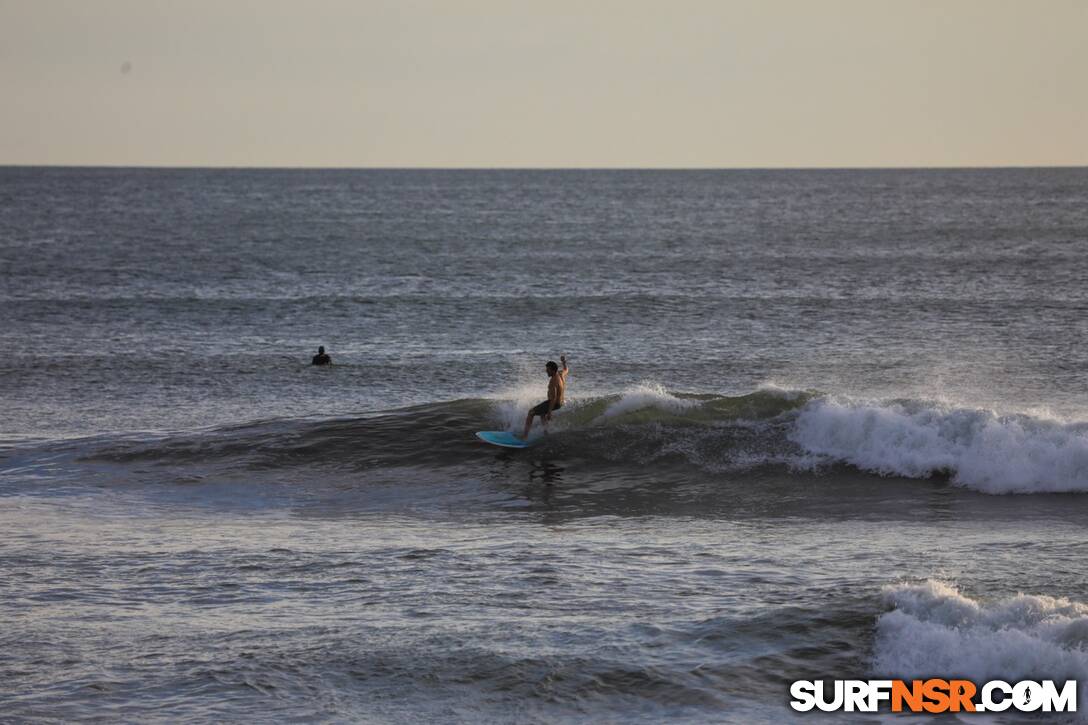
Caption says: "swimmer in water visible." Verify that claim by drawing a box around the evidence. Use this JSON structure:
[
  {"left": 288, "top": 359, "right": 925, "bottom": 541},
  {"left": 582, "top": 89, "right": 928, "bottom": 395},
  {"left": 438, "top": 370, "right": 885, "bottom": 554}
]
[{"left": 311, "top": 346, "right": 332, "bottom": 366}]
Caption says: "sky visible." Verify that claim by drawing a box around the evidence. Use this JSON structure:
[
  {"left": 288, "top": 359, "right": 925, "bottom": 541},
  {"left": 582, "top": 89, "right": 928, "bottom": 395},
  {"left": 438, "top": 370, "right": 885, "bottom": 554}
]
[{"left": 1, "top": 0, "right": 1086, "bottom": 168}]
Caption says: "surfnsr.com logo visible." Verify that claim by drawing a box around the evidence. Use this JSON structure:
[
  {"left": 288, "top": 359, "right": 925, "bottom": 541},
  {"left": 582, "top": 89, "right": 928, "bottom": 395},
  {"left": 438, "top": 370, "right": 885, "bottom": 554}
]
[{"left": 790, "top": 679, "right": 1077, "bottom": 714}]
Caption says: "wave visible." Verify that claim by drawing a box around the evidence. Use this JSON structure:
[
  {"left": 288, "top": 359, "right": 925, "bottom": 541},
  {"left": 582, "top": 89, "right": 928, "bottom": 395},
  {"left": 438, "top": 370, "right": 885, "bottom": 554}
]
[
  {"left": 875, "top": 580, "right": 1088, "bottom": 715},
  {"left": 791, "top": 399, "right": 1088, "bottom": 494},
  {"left": 63, "top": 385, "right": 806, "bottom": 471},
  {"left": 6, "top": 386, "right": 1088, "bottom": 496}
]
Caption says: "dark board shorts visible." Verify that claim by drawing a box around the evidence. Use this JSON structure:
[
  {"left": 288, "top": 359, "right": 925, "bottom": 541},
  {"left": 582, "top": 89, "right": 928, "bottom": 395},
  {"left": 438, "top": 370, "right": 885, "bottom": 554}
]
[{"left": 530, "top": 400, "right": 562, "bottom": 417}]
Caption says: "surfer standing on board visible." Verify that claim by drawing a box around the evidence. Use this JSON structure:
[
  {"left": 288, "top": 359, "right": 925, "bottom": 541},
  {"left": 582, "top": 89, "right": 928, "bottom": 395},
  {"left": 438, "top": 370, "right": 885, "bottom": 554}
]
[{"left": 520, "top": 355, "right": 569, "bottom": 440}]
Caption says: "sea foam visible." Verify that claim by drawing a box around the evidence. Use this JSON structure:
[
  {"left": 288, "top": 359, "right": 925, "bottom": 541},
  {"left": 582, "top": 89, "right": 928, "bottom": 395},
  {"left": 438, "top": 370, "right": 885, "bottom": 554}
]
[
  {"left": 790, "top": 399, "right": 1088, "bottom": 493},
  {"left": 875, "top": 580, "right": 1088, "bottom": 714},
  {"left": 597, "top": 383, "right": 697, "bottom": 419}
]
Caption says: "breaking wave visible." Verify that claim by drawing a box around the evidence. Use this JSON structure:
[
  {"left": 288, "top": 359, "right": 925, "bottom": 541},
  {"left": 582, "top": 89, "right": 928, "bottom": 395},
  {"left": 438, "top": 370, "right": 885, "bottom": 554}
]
[
  {"left": 875, "top": 580, "right": 1088, "bottom": 714},
  {"left": 4, "top": 386, "right": 1088, "bottom": 496},
  {"left": 791, "top": 399, "right": 1088, "bottom": 494}
]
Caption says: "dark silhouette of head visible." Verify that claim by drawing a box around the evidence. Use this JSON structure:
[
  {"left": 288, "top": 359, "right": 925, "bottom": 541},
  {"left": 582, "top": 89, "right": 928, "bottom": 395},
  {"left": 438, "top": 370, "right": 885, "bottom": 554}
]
[
  {"left": 318, "top": 346, "right": 325, "bottom": 354},
  {"left": 545, "top": 361, "right": 558, "bottom": 376}
]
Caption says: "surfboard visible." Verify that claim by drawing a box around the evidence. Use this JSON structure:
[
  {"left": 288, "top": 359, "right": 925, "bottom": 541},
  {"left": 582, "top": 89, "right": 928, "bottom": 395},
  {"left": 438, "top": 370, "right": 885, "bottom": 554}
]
[{"left": 476, "top": 431, "right": 533, "bottom": 449}]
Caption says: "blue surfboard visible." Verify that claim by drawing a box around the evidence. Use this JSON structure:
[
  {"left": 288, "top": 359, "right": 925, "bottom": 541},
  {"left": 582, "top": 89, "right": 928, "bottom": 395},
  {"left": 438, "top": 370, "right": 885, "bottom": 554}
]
[{"left": 476, "top": 431, "right": 533, "bottom": 449}]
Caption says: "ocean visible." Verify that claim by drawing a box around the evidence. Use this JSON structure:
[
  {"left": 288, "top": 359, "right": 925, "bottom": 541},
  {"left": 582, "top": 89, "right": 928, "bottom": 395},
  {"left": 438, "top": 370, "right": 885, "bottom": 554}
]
[{"left": 2, "top": 166, "right": 1087, "bottom": 722}]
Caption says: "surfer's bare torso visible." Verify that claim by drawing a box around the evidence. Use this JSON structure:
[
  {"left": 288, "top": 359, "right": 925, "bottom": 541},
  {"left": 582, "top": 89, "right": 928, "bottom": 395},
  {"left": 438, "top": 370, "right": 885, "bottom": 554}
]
[
  {"left": 549, "top": 367, "right": 567, "bottom": 409},
  {"left": 520, "top": 355, "right": 570, "bottom": 439}
]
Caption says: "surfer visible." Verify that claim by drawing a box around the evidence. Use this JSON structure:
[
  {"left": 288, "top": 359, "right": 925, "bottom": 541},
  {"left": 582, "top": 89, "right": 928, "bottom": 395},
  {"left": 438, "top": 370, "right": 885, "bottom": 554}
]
[
  {"left": 521, "top": 355, "right": 568, "bottom": 440},
  {"left": 311, "top": 346, "right": 332, "bottom": 366}
]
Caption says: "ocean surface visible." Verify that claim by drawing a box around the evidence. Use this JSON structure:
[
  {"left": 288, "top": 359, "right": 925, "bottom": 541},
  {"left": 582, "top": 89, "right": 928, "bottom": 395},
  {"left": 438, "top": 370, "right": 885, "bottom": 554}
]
[{"left": 2, "top": 166, "right": 1088, "bottom": 723}]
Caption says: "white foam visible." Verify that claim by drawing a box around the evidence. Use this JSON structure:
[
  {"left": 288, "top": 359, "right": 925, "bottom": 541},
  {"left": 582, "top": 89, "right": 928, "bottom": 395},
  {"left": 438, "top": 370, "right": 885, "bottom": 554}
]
[
  {"left": 488, "top": 382, "right": 695, "bottom": 434},
  {"left": 875, "top": 580, "right": 1088, "bottom": 713},
  {"left": 597, "top": 383, "right": 696, "bottom": 420},
  {"left": 755, "top": 381, "right": 808, "bottom": 401},
  {"left": 789, "top": 399, "right": 1088, "bottom": 493},
  {"left": 487, "top": 384, "right": 544, "bottom": 432}
]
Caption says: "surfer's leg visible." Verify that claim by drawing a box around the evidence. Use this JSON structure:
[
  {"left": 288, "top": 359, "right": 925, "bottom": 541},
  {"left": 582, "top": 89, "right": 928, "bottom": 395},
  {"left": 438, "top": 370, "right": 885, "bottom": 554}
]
[
  {"left": 542, "top": 401, "right": 559, "bottom": 435},
  {"left": 521, "top": 401, "right": 548, "bottom": 439}
]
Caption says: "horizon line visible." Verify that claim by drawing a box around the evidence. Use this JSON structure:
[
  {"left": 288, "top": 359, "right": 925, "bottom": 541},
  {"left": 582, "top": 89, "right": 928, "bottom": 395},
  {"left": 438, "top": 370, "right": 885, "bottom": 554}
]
[{"left": 2, "top": 163, "right": 1087, "bottom": 172}]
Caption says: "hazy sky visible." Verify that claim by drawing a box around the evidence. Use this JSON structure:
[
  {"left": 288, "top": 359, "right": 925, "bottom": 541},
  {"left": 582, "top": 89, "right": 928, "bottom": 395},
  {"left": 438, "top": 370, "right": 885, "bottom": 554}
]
[{"left": 2, "top": 0, "right": 1086, "bottom": 167}]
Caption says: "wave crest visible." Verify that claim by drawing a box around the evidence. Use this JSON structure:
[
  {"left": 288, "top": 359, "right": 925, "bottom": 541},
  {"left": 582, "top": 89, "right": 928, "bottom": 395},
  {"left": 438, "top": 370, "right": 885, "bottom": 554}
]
[
  {"left": 790, "top": 400, "right": 1088, "bottom": 493},
  {"left": 9, "top": 387, "right": 1088, "bottom": 497},
  {"left": 875, "top": 580, "right": 1088, "bottom": 712}
]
